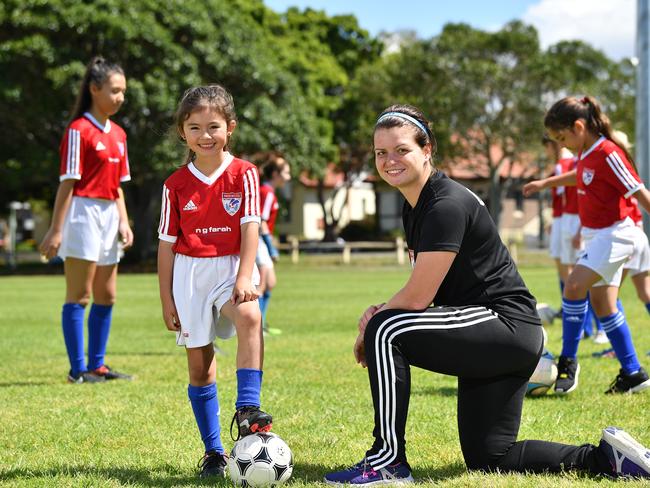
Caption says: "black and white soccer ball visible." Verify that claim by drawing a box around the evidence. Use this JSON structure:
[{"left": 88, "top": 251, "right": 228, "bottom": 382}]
[
  {"left": 527, "top": 350, "right": 558, "bottom": 396},
  {"left": 227, "top": 432, "right": 293, "bottom": 487}
]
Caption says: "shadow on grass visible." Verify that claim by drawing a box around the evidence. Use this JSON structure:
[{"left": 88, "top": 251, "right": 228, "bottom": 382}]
[
  {"left": 411, "top": 386, "right": 457, "bottom": 397},
  {"left": 0, "top": 381, "right": 50, "bottom": 388},
  {"left": 0, "top": 465, "right": 232, "bottom": 487}
]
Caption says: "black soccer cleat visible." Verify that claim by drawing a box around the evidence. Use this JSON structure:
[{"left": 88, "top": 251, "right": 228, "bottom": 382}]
[
  {"left": 230, "top": 406, "right": 273, "bottom": 440},
  {"left": 197, "top": 451, "right": 228, "bottom": 478},
  {"left": 554, "top": 356, "right": 580, "bottom": 394},
  {"left": 605, "top": 367, "right": 650, "bottom": 394},
  {"left": 90, "top": 364, "right": 132, "bottom": 381},
  {"left": 67, "top": 370, "right": 106, "bottom": 384}
]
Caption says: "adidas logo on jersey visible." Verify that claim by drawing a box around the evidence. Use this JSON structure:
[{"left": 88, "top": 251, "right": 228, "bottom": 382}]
[
  {"left": 95, "top": 141, "right": 106, "bottom": 151},
  {"left": 183, "top": 200, "right": 198, "bottom": 211}
]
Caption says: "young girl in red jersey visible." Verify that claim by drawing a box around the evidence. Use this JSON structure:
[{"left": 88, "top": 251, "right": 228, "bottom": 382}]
[
  {"left": 39, "top": 57, "right": 133, "bottom": 384},
  {"left": 157, "top": 85, "right": 272, "bottom": 478},
  {"left": 524, "top": 96, "right": 650, "bottom": 394},
  {"left": 255, "top": 154, "right": 292, "bottom": 335}
]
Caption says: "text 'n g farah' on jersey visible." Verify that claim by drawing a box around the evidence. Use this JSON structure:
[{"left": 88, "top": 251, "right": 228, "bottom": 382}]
[
  {"left": 59, "top": 112, "right": 131, "bottom": 200},
  {"left": 260, "top": 182, "right": 279, "bottom": 233},
  {"left": 403, "top": 171, "right": 539, "bottom": 324},
  {"left": 157, "top": 154, "right": 261, "bottom": 257},
  {"left": 577, "top": 136, "right": 644, "bottom": 229}
]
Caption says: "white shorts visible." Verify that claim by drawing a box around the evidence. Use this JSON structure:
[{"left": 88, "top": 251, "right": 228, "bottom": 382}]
[
  {"left": 256, "top": 236, "right": 274, "bottom": 269},
  {"left": 172, "top": 253, "right": 260, "bottom": 347},
  {"left": 549, "top": 217, "right": 562, "bottom": 259},
  {"left": 560, "top": 213, "right": 582, "bottom": 265},
  {"left": 624, "top": 226, "right": 650, "bottom": 275},
  {"left": 59, "top": 196, "right": 120, "bottom": 265},
  {"left": 578, "top": 218, "right": 641, "bottom": 287}
]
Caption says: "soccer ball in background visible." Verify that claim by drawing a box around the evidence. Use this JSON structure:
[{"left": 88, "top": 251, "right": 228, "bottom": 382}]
[
  {"left": 228, "top": 432, "right": 293, "bottom": 487},
  {"left": 536, "top": 303, "right": 559, "bottom": 326},
  {"left": 527, "top": 350, "right": 558, "bottom": 396}
]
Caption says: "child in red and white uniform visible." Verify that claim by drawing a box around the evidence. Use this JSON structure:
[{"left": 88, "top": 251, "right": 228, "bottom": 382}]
[
  {"left": 39, "top": 57, "right": 133, "bottom": 384},
  {"left": 255, "top": 154, "right": 292, "bottom": 335},
  {"left": 524, "top": 96, "right": 650, "bottom": 395},
  {"left": 157, "top": 85, "right": 272, "bottom": 478}
]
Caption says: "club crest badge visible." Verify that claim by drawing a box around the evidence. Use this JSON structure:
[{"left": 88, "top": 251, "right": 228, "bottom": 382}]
[
  {"left": 222, "top": 192, "right": 242, "bottom": 216},
  {"left": 582, "top": 168, "right": 595, "bottom": 186}
]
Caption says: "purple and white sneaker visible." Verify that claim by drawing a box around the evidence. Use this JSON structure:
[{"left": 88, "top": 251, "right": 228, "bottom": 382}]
[
  {"left": 349, "top": 462, "right": 413, "bottom": 485},
  {"left": 324, "top": 459, "right": 370, "bottom": 485},
  {"left": 325, "top": 460, "right": 413, "bottom": 485},
  {"left": 600, "top": 426, "right": 650, "bottom": 478}
]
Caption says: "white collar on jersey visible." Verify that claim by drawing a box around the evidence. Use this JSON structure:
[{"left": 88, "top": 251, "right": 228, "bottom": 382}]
[
  {"left": 188, "top": 152, "right": 235, "bottom": 185},
  {"left": 579, "top": 135, "right": 606, "bottom": 160},
  {"left": 84, "top": 112, "right": 112, "bottom": 134}
]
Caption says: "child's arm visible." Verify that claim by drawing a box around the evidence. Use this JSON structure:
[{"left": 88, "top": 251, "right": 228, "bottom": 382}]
[
  {"left": 633, "top": 187, "right": 650, "bottom": 215},
  {"left": 523, "top": 170, "right": 577, "bottom": 197},
  {"left": 116, "top": 187, "right": 134, "bottom": 249},
  {"left": 231, "top": 221, "right": 261, "bottom": 305},
  {"left": 39, "top": 179, "right": 75, "bottom": 260},
  {"left": 158, "top": 240, "right": 180, "bottom": 331}
]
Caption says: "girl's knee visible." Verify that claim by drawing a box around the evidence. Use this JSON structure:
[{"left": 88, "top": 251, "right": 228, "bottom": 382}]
[{"left": 237, "top": 306, "right": 262, "bottom": 330}]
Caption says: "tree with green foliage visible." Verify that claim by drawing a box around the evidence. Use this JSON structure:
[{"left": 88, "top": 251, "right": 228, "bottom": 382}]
[{"left": 0, "top": 0, "right": 354, "bottom": 256}]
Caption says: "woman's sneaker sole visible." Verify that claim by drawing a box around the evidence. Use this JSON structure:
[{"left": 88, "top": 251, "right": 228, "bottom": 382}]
[{"left": 601, "top": 426, "right": 650, "bottom": 477}]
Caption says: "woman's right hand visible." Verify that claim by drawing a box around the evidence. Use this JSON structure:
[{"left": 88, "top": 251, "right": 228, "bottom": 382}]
[
  {"left": 353, "top": 332, "right": 367, "bottom": 368},
  {"left": 39, "top": 228, "right": 62, "bottom": 260},
  {"left": 161, "top": 298, "right": 181, "bottom": 332},
  {"left": 358, "top": 303, "right": 385, "bottom": 333},
  {"left": 522, "top": 180, "right": 544, "bottom": 197}
]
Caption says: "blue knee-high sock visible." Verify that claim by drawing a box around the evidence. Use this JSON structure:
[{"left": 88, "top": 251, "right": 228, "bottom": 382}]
[
  {"left": 188, "top": 383, "right": 224, "bottom": 454},
  {"left": 601, "top": 311, "right": 641, "bottom": 375},
  {"left": 62, "top": 303, "right": 86, "bottom": 376},
  {"left": 645, "top": 302, "right": 650, "bottom": 315},
  {"left": 561, "top": 297, "right": 588, "bottom": 358},
  {"left": 87, "top": 303, "right": 112, "bottom": 370},
  {"left": 260, "top": 290, "right": 271, "bottom": 324},
  {"left": 236, "top": 368, "right": 263, "bottom": 409}
]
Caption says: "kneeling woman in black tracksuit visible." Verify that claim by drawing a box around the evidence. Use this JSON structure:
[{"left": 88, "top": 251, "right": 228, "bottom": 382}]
[{"left": 324, "top": 104, "right": 650, "bottom": 485}]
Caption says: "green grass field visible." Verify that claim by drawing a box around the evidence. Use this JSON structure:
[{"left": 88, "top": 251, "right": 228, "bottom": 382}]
[{"left": 1, "top": 257, "right": 649, "bottom": 487}]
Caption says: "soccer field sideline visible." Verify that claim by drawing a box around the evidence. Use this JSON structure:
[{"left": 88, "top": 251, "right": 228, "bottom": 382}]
[{"left": 0, "top": 263, "right": 649, "bottom": 487}]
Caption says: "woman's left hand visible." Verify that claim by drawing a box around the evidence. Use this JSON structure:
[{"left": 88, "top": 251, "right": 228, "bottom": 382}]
[
  {"left": 353, "top": 332, "right": 367, "bottom": 368},
  {"left": 119, "top": 221, "right": 134, "bottom": 249}
]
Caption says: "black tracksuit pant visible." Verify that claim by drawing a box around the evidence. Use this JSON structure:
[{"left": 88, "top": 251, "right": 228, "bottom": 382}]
[{"left": 362, "top": 305, "right": 611, "bottom": 475}]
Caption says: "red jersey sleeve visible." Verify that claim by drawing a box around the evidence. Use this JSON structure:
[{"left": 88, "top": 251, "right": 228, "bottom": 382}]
[
  {"left": 158, "top": 183, "right": 180, "bottom": 243},
  {"left": 241, "top": 166, "right": 261, "bottom": 225},
  {"left": 604, "top": 148, "right": 644, "bottom": 198},
  {"left": 120, "top": 139, "right": 131, "bottom": 183},
  {"left": 59, "top": 126, "right": 85, "bottom": 181}
]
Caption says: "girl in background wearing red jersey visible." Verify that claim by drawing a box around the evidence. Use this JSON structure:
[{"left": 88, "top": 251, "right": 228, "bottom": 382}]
[
  {"left": 39, "top": 57, "right": 133, "bottom": 384},
  {"left": 524, "top": 96, "right": 650, "bottom": 395},
  {"left": 157, "top": 85, "right": 272, "bottom": 478},
  {"left": 255, "top": 154, "right": 292, "bottom": 335}
]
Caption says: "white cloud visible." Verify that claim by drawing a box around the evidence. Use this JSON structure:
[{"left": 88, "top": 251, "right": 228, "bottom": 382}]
[{"left": 522, "top": 0, "right": 635, "bottom": 60}]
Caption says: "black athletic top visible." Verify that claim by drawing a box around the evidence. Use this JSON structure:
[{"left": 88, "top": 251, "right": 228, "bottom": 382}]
[{"left": 403, "top": 170, "right": 541, "bottom": 326}]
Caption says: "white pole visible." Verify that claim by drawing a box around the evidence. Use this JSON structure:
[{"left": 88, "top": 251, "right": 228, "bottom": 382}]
[{"left": 637, "top": 0, "right": 650, "bottom": 234}]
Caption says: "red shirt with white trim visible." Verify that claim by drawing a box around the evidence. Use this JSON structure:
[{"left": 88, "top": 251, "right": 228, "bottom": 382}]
[
  {"left": 158, "top": 154, "right": 261, "bottom": 257},
  {"left": 561, "top": 157, "right": 579, "bottom": 214},
  {"left": 260, "top": 183, "right": 279, "bottom": 234},
  {"left": 577, "top": 136, "right": 644, "bottom": 228},
  {"left": 59, "top": 113, "right": 130, "bottom": 200}
]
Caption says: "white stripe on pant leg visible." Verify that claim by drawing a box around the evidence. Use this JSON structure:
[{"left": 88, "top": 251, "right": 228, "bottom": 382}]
[
  {"left": 366, "top": 307, "right": 496, "bottom": 469},
  {"left": 366, "top": 307, "right": 493, "bottom": 465},
  {"left": 373, "top": 312, "right": 497, "bottom": 468}
]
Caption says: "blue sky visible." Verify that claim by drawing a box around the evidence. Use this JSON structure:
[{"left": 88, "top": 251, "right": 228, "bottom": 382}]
[{"left": 264, "top": 0, "right": 636, "bottom": 60}]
